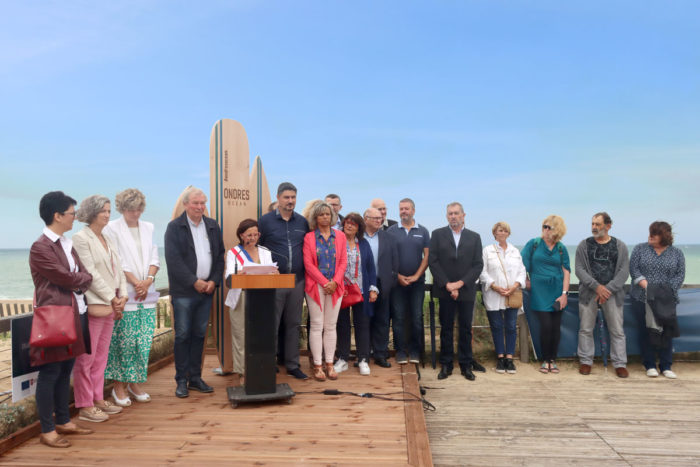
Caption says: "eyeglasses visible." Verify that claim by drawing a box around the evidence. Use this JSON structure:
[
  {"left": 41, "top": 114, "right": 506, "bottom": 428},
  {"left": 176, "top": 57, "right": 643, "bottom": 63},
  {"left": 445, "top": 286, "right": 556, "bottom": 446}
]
[
  {"left": 62, "top": 211, "right": 76, "bottom": 217},
  {"left": 542, "top": 225, "right": 553, "bottom": 230},
  {"left": 365, "top": 217, "right": 382, "bottom": 221}
]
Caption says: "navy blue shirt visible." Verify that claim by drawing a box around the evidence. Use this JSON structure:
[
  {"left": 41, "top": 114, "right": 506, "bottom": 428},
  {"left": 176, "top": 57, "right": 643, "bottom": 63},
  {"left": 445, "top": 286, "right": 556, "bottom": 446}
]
[
  {"left": 258, "top": 209, "right": 310, "bottom": 279},
  {"left": 387, "top": 222, "right": 430, "bottom": 280}
]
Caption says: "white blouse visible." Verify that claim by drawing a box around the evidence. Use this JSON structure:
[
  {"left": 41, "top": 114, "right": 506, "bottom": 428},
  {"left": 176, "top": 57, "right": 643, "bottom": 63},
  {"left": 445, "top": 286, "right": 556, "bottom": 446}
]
[
  {"left": 479, "top": 242, "right": 527, "bottom": 311},
  {"left": 224, "top": 245, "right": 274, "bottom": 309}
]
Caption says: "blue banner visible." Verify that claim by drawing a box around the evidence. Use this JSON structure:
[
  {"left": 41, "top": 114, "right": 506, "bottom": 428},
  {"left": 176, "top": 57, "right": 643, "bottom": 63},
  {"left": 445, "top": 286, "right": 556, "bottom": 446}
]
[{"left": 524, "top": 288, "right": 700, "bottom": 359}]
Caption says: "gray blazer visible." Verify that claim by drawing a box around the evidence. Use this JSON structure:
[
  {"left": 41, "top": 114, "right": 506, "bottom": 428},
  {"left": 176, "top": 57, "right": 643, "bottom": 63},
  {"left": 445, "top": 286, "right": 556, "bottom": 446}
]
[
  {"left": 575, "top": 237, "right": 629, "bottom": 306},
  {"left": 73, "top": 226, "right": 128, "bottom": 307}
]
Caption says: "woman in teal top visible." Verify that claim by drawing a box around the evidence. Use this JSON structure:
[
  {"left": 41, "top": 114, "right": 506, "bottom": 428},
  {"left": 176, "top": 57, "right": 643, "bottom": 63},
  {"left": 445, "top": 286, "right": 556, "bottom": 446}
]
[{"left": 522, "top": 215, "right": 571, "bottom": 374}]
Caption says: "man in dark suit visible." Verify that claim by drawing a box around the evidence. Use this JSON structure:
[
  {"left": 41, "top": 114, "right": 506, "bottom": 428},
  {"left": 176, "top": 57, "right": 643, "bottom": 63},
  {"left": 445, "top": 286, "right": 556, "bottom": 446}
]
[
  {"left": 325, "top": 194, "right": 344, "bottom": 230},
  {"left": 364, "top": 208, "right": 399, "bottom": 368},
  {"left": 164, "top": 187, "right": 225, "bottom": 398},
  {"left": 371, "top": 198, "right": 398, "bottom": 231},
  {"left": 429, "top": 202, "right": 483, "bottom": 381}
]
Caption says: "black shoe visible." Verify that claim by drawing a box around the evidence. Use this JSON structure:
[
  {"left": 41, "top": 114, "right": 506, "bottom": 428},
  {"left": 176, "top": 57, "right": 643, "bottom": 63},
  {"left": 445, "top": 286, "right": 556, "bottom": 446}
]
[
  {"left": 505, "top": 358, "right": 517, "bottom": 374},
  {"left": 470, "top": 360, "right": 486, "bottom": 373},
  {"left": 175, "top": 380, "right": 189, "bottom": 398},
  {"left": 188, "top": 377, "right": 214, "bottom": 393},
  {"left": 437, "top": 367, "right": 452, "bottom": 380},
  {"left": 496, "top": 357, "right": 506, "bottom": 374},
  {"left": 287, "top": 368, "right": 309, "bottom": 380},
  {"left": 461, "top": 367, "right": 476, "bottom": 381},
  {"left": 375, "top": 358, "right": 392, "bottom": 368}
]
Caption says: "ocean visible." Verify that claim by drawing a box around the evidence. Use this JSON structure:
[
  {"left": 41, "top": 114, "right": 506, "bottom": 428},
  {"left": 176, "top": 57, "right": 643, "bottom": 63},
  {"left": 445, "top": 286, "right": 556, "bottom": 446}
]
[{"left": 1, "top": 245, "right": 698, "bottom": 299}]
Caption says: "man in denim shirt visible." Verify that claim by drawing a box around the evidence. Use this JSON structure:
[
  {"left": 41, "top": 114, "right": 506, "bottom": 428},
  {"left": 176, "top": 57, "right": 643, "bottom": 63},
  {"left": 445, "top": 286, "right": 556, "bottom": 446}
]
[{"left": 259, "top": 182, "right": 310, "bottom": 379}]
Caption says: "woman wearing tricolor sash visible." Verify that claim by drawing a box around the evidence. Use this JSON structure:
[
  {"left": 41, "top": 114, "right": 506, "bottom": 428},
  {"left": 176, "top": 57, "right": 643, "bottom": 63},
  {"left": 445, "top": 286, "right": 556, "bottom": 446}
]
[{"left": 225, "top": 219, "right": 275, "bottom": 384}]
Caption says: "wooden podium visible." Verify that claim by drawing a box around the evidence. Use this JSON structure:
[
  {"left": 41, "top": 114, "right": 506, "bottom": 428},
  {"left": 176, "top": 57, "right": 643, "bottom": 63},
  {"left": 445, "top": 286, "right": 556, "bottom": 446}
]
[{"left": 226, "top": 273, "right": 296, "bottom": 408}]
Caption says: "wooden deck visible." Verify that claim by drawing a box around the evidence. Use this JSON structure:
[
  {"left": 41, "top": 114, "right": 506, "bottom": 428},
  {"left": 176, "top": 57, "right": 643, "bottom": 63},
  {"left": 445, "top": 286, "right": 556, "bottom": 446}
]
[
  {"left": 0, "top": 354, "right": 431, "bottom": 466},
  {"left": 423, "top": 359, "right": 700, "bottom": 466}
]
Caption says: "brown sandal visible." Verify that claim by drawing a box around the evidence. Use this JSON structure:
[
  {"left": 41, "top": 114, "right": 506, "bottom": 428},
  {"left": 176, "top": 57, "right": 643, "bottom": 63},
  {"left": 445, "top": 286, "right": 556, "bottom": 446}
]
[
  {"left": 325, "top": 362, "right": 338, "bottom": 380},
  {"left": 313, "top": 365, "right": 326, "bottom": 381},
  {"left": 40, "top": 433, "right": 71, "bottom": 448}
]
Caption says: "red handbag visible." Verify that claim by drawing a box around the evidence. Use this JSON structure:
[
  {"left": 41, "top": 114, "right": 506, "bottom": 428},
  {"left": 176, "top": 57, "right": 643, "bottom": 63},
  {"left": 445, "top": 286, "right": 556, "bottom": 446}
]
[
  {"left": 341, "top": 244, "right": 363, "bottom": 309},
  {"left": 30, "top": 293, "right": 77, "bottom": 348}
]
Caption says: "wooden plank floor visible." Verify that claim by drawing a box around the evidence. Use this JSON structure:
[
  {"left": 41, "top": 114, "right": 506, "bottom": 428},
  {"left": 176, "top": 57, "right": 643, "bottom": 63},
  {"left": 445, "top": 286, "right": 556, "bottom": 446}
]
[
  {"left": 423, "top": 359, "right": 700, "bottom": 466},
  {"left": 1, "top": 354, "right": 431, "bottom": 466}
]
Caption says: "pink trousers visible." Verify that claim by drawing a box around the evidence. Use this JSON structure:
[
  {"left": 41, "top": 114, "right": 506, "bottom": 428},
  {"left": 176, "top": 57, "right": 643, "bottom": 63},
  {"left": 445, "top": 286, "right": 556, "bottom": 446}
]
[
  {"left": 306, "top": 285, "right": 342, "bottom": 365},
  {"left": 73, "top": 312, "right": 115, "bottom": 408}
]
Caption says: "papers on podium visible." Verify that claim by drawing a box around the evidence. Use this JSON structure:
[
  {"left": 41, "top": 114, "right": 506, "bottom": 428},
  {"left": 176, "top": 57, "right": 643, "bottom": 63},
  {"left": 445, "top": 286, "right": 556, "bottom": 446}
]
[{"left": 240, "top": 263, "right": 279, "bottom": 275}]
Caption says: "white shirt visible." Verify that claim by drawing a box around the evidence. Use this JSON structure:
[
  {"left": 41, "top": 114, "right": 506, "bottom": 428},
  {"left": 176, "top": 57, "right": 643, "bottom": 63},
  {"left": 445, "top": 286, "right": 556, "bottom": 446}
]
[
  {"left": 479, "top": 242, "right": 527, "bottom": 311},
  {"left": 224, "top": 246, "right": 274, "bottom": 309},
  {"left": 43, "top": 227, "right": 88, "bottom": 315},
  {"left": 451, "top": 226, "right": 463, "bottom": 252},
  {"left": 188, "top": 216, "right": 212, "bottom": 280}
]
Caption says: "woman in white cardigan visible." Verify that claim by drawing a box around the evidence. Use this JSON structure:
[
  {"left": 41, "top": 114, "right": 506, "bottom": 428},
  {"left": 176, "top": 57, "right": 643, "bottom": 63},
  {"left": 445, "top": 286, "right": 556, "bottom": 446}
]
[
  {"left": 73, "top": 195, "right": 128, "bottom": 422},
  {"left": 103, "top": 189, "right": 160, "bottom": 405},
  {"left": 224, "top": 218, "right": 276, "bottom": 385},
  {"left": 479, "top": 221, "right": 526, "bottom": 375}
]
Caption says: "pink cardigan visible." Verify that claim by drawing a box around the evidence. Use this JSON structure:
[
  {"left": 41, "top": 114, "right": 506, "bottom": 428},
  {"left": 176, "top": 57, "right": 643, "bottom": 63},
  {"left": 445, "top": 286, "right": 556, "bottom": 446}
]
[{"left": 303, "top": 230, "right": 348, "bottom": 308}]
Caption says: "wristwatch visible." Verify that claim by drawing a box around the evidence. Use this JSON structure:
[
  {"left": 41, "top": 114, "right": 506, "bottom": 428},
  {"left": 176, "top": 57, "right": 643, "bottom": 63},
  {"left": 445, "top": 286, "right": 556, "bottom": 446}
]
[
  {"left": 148, "top": 275, "right": 156, "bottom": 282},
  {"left": 562, "top": 290, "right": 569, "bottom": 296}
]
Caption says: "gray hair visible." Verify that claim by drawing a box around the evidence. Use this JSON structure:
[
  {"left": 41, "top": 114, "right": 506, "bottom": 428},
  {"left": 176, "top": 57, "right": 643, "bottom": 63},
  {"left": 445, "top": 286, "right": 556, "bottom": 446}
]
[
  {"left": 306, "top": 201, "right": 337, "bottom": 230},
  {"left": 447, "top": 201, "right": 464, "bottom": 213},
  {"left": 182, "top": 186, "right": 206, "bottom": 204},
  {"left": 76, "top": 195, "right": 110, "bottom": 224},
  {"left": 115, "top": 188, "right": 146, "bottom": 213}
]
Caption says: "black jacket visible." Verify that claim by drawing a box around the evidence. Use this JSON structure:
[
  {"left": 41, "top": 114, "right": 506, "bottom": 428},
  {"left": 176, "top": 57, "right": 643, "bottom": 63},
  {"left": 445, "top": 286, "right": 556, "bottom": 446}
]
[
  {"left": 374, "top": 229, "right": 399, "bottom": 292},
  {"left": 164, "top": 212, "right": 225, "bottom": 298},
  {"left": 428, "top": 226, "right": 483, "bottom": 302}
]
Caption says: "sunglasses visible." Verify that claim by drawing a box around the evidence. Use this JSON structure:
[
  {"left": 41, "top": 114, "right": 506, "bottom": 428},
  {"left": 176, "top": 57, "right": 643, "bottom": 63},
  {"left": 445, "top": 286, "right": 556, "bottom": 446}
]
[{"left": 542, "top": 225, "right": 553, "bottom": 230}]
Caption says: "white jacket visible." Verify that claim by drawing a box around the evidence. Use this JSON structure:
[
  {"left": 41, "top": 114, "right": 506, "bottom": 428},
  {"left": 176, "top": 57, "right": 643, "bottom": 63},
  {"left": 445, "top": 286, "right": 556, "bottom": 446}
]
[
  {"left": 479, "top": 242, "right": 526, "bottom": 311},
  {"left": 224, "top": 245, "right": 274, "bottom": 309}
]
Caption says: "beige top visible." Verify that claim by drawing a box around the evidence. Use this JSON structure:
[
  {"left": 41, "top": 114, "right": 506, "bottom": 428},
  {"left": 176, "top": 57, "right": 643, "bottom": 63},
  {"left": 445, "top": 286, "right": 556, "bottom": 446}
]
[{"left": 73, "top": 226, "right": 128, "bottom": 307}]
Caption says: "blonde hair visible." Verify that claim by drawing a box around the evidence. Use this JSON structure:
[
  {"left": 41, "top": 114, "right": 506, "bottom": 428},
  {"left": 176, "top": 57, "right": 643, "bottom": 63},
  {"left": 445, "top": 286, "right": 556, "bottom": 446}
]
[
  {"left": 115, "top": 188, "right": 146, "bottom": 213},
  {"left": 306, "top": 201, "right": 337, "bottom": 230},
  {"left": 492, "top": 221, "right": 511, "bottom": 237},
  {"left": 542, "top": 215, "right": 567, "bottom": 243}
]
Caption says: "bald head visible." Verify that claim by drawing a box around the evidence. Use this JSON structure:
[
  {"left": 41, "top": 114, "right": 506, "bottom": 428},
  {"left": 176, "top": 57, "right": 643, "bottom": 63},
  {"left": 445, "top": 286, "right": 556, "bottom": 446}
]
[{"left": 370, "top": 198, "right": 387, "bottom": 223}]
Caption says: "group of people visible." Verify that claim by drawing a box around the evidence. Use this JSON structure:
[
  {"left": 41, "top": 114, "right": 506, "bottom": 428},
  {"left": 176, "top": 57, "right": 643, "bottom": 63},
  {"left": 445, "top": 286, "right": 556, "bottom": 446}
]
[
  {"left": 29, "top": 184, "right": 687, "bottom": 448},
  {"left": 30, "top": 189, "right": 160, "bottom": 447}
]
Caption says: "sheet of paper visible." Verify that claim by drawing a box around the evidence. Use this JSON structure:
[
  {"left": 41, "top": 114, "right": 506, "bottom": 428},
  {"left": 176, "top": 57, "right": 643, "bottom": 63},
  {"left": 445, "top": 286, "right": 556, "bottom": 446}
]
[{"left": 241, "top": 263, "right": 279, "bottom": 275}]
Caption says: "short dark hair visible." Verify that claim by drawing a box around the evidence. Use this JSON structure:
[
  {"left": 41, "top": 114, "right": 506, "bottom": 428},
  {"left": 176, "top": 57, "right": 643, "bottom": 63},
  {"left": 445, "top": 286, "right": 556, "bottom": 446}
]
[
  {"left": 342, "top": 212, "right": 365, "bottom": 239},
  {"left": 649, "top": 221, "right": 674, "bottom": 247},
  {"left": 277, "top": 182, "right": 297, "bottom": 196},
  {"left": 39, "top": 191, "right": 76, "bottom": 226},
  {"left": 236, "top": 218, "right": 259, "bottom": 244},
  {"left": 593, "top": 212, "right": 612, "bottom": 225},
  {"left": 325, "top": 193, "right": 340, "bottom": 202}
]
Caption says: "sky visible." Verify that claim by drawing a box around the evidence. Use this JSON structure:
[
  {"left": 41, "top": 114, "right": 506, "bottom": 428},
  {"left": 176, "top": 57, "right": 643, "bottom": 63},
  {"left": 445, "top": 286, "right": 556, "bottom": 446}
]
[{"left": 2, "top": 1, "right": 699, "bottom": 248}]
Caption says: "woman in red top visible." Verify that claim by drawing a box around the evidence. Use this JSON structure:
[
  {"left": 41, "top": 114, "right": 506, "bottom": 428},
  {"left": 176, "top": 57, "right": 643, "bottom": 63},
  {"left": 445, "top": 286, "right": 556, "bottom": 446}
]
[{"left": 303, "top": 201, "right": 347, "bottom": 381}]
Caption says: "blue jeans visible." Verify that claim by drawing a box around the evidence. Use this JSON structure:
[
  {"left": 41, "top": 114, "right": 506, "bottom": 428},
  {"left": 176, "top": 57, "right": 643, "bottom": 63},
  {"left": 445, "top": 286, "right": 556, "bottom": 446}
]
[
  {"left": 172, "top": 294, "right": 213, "bottom": 382},
  {"left": 391, "top": 281, "right": 425, "bottom": 360},
  {"left": 486, "top": 308, "right": 518, "bottom": 356},
  {"left": 631, "top": 299, "right": 673, "bottom": 371}
]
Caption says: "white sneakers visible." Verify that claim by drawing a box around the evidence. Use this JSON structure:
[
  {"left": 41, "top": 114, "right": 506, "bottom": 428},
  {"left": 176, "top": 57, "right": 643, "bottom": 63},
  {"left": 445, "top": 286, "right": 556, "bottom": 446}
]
[
  {"left": 358, "top": 359, "right": 370, "bottom": 376},
  {"left": 334, "top": 358, "right": 349, "bottom": 373},
  {"left": 646, "top": 368, "right": 677, "bottom": 379}
]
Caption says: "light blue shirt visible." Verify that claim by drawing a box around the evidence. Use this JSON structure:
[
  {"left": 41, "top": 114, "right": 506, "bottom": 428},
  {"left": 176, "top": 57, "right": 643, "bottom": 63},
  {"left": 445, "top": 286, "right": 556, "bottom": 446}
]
[
  {"left": 364, "top": 230, "right": 380, "bottom": 272},
  {"left": 451, "top": 227, "right": 463, "bottom": 252},
  {"left": 187, "top": 215, "right": 212, "bottom": 280}
]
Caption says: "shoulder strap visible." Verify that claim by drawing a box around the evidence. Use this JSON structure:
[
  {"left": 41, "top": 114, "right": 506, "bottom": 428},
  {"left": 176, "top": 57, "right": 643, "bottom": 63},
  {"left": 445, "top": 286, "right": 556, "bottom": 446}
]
[{"left": 493, "top": 244, "right": 510, "bottom": 284}]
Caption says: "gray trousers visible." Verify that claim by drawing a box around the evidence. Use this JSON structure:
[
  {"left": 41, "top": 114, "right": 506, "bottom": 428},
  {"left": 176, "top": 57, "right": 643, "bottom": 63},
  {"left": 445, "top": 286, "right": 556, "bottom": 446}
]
[
  {"left": 577, "top": 297, "right": 627, "bottom": 368},
  {"left": 274, "top": 278, "right": 305, "bottom": 371}
]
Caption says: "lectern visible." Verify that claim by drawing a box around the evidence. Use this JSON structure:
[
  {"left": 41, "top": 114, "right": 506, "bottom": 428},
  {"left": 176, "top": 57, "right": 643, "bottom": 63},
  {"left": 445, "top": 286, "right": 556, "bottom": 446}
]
[{"left": 226, "top": 273, "right": 296, "bottom": 408}]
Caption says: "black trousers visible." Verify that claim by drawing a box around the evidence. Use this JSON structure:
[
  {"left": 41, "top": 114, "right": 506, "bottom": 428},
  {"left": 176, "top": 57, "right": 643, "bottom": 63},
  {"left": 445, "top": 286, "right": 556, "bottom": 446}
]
[
  {"left": 535, "top": 310, "right": 563, "bottom": 362},
  {"left": 369, "top": 283, "right": 392, "bottom": 360},
  {"left": 438, "top": 299, "right": 474, "bottom": 370},
  {"left": 337, "top": 302, "right": 371, "bottom": 361},
  {"left": 36, "top": 358, "right": 75, "bottom": 433}
]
